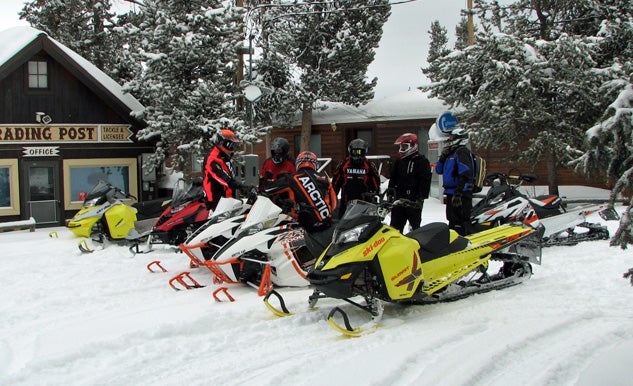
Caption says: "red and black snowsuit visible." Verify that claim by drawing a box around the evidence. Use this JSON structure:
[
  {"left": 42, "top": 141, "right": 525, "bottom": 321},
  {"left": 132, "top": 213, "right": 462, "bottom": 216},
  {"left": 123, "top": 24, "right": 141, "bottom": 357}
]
[
  {"left": 202, "top": 146, "right": 243, "bottom": 211},
  {"left": 258, "top": 158, "right": 296, "bottom": 192},
  {"left": 332, "top": 157, "right": 380, "bottom": 218},
  {"left": 265, "top": 168, "right": 338, "bottom": 232}
]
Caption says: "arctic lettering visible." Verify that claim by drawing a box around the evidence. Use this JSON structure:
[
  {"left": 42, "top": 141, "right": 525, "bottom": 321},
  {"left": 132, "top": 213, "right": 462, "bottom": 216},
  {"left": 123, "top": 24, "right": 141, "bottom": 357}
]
[{"left": 298, "top": 175, "right": 330, "bottom": 218}]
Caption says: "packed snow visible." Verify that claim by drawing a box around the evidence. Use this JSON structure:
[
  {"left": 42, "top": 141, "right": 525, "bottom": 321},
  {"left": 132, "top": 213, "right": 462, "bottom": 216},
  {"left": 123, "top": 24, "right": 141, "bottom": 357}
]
[{"left": 1, "top": 196, "right": 632, "bottom": 386}]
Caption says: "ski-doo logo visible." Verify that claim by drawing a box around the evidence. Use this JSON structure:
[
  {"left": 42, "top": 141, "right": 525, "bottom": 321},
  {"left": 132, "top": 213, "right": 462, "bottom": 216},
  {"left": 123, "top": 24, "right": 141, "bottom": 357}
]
[
  {"left": 345, "top": 168, "right": 367, "bottom": 175},
  {"left": 394, "top": 253, "right": 421, "bottom": 291},
  {"left": 363, "top": 237, "right": 385, "bottom": 257},
  {"left": 298, "top": 176, "right": 330, "bottom": 218}
]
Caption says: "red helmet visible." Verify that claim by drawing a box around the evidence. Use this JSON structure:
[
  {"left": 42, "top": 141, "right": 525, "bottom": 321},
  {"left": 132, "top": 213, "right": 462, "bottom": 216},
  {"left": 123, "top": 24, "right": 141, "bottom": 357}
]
[
  {"left": 394, "top": 133, "right": 418, "bottom": 158},
  {"left": 295, "top": 151, "right": 319, "bottom": 170},
  {"left": 215, "top": 129, "right": 241, "bottom": 155}
]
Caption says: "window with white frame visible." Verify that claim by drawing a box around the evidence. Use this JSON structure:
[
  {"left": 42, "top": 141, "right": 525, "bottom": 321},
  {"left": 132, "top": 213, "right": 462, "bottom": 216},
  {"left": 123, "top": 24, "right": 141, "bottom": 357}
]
[
  {"left": 28, "top": 60, "right": 48, "bottom": 89},
  {"left": 0, "top": 159, "right": 20, "bottom": 216},
  {"left": 63, "top": 159, "right": 138, "bottom": 210}
]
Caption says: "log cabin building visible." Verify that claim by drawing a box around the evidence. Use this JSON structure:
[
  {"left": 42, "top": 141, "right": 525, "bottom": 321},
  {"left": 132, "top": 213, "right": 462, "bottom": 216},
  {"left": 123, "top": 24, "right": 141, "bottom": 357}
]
[
  {"left": 0, "top": 26, "right": 155, "bottom": 227},
  {"left": 249, "top": 90, "right": 604, "bottom": 197}
]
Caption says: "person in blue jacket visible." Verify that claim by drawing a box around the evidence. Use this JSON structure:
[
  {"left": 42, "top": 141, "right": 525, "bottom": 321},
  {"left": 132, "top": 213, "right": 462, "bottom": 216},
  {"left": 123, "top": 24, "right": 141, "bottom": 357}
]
[{"left": 435, "top": 128, "right": 474, "bottom": 235}]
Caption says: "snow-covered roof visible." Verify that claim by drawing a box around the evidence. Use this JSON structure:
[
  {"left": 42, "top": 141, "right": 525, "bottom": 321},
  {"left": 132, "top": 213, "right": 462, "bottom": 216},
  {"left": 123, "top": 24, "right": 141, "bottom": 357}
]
[
  {"left": 0, "top": 26, "right": 143, "bottom": 113},
  {"left": 307, "top": 89, "right": 449, "bottom": 125}
]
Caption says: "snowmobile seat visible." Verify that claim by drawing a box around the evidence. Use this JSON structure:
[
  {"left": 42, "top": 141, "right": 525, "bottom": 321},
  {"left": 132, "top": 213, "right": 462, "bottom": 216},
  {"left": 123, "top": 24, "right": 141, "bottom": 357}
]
[
  {"left": 304, "top": 220, "right": 337, "bottom": 258},
  {"left": 406, "top": 222, "right": 469, "bottom": 263},
  {"left": 532, "top": 194, "right": 562, "bottom": 209},
  {"left": 531, "top": 195, "right": 565, "bottom": 219},
  {"left": 133, "top": 198, "right": 169, "bottom": 220}
]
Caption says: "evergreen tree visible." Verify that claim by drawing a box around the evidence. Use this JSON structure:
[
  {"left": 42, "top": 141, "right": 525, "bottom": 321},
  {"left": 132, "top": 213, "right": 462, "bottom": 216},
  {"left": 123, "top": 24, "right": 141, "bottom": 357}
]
[
  {"left": 423, "top": 0, "right": 607, "bottom": 196},
  {"left": 19, "top": 0, "right": 125, "bottom": 81},
  {"left": 122, "top": 0, "right": 251, "bottom": 173},
  {"left": 425, "top": 20, "right": 449, "bottom": 83},
  {"left": 453, "top": 17, "right": 471, "bottom": 51},
  {"left": 251, "top": 0, "right": 390, "bottom": 151},
  {"left": 569, "top": 1, "right": 633, "bottom": 248}
]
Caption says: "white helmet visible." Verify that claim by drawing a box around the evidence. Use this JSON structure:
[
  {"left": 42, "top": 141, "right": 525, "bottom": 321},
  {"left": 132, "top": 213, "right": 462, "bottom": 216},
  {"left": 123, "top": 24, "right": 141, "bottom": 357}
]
[{"left": 446, "top": 128, "right": 469, "bottom": 148}]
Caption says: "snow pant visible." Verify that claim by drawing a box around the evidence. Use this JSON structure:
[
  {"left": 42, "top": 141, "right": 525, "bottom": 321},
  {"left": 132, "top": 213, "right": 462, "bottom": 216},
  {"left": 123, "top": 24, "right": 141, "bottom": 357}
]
[
  {"left": 390, "top": 202, "right": 423, "bottom": 233},
  {"left": 446, "top": 193, "right": 473, "bottom": 236}
]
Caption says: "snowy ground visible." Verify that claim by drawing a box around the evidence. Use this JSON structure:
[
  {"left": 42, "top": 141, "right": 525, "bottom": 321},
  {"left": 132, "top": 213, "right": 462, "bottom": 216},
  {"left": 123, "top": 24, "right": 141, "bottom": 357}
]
[{"left": 1, "top": 197, "right": 632, "bottom": 386}]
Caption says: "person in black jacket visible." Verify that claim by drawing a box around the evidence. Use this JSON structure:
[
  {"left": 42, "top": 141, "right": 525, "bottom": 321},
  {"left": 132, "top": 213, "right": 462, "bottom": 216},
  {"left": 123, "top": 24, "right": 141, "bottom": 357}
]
[
  {"left": 386, "top": 133, "right": 432, "bottom": 233},
  {"left": 332, "top": 138, "right": 380, "bottom": 218}
]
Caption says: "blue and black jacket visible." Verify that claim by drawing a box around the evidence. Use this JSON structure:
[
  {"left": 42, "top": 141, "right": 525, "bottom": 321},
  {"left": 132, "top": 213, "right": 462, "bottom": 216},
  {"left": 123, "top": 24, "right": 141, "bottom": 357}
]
[{"left": 435, "top": 146, "right": 474, "bottom": 195}]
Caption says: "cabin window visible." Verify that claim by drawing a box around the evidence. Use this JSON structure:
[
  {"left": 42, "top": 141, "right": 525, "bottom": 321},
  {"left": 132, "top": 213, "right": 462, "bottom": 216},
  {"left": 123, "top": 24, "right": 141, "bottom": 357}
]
[
  {"left": 293, "top": 133, "right": 321, "bottom": 157},
  {"left": 356, "top": 129, "right": 373, "bottom": 152},
  {"left": 0, "top": 159, "right": 20, "bottom": 216},
  {"left": 63, "top": 158, "right": 138, "bottom": 210},
  {"left": 28, "top": 61, "right": 48, "bottom": 89}
]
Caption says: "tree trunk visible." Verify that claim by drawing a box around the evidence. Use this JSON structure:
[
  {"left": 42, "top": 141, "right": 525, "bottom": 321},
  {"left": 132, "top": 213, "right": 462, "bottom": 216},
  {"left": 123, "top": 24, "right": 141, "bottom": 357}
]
[
  {"left": 300, "top": 102, "right": 312, "bottom": 152},
  {"left": 546, "top": 149, "right": 559, "bottom": 196}
]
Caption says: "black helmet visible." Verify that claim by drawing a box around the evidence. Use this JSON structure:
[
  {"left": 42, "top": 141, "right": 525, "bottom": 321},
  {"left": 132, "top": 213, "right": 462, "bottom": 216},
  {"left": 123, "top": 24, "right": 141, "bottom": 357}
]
[
  {"left": 270, "top": 137, "right": 290, "bottom": 164},
  {"left": 348, "top": 138, "right": 368, "bottom": 163}
]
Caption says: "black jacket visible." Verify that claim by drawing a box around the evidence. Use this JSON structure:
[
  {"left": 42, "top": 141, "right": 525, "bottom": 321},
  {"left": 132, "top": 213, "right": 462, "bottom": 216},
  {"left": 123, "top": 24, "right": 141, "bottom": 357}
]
[{"left": 387, "top": 153, "right": 432, "bottom": 202}]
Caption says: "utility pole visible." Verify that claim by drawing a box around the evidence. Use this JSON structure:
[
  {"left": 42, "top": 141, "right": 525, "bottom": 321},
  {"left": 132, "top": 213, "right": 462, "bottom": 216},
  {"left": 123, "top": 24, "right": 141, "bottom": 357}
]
[
  {"left": 236, "top": 0, "right": 245, "bottom": 110},
  {"left": 467, "top": 0, "right": 475, "bottom": 46}
]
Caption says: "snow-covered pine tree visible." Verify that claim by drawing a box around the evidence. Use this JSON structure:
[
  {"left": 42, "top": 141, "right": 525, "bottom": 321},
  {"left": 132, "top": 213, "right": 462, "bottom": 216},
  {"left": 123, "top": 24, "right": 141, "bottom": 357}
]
[
  {"left": 425, "top": 21, "right": 450, "bottom": 84},
  {"left": 123, "top": 0, "right": 253, "bottom": 173},
  {"left": 251, "top": 0, "right": 390, "bottom": 151},
  {"left": 569, "top": 1, "right": 633, "bottom": 249},
  {"left": 19, "top": 0, "right": 125, "bottom": 81},
  {"left": 423, "top": 0, "right": 607, "bottom": 196}
]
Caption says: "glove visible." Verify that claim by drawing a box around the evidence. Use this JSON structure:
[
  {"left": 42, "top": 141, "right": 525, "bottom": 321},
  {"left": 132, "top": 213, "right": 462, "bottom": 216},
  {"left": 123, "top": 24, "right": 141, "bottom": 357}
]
[
  {"left": 451, "top": 191, "right": 462, "bottom": 207},
  {"left": 384, "top": 188, "right": 396, "bottom": 203},
  {"left": 238, "top": 183, "right": 255, "bottom": 195},
  {"left": 439, "top": 149, "right": 450, "bottom": 163}
]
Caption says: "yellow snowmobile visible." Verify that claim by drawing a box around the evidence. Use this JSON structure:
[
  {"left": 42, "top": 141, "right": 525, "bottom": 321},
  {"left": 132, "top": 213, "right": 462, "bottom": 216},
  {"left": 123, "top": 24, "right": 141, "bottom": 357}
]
[{"left": 264, "top": 199, "right": 542, "bottom": 336}]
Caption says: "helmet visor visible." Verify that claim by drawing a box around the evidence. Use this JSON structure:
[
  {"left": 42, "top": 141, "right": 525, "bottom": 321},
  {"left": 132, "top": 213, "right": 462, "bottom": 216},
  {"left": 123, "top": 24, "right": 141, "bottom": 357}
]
[
  {"left": 223, "top": 140, "right": 236, "bottom": 150},
  {"left": 398, "top": 143, "right": 412, "bottom": 153},
  {"left": 350, "top": 148, "right": 365, "bottom": 157},
  {"left": 272, "top": 149, "right": 284, "bottom": 164}
]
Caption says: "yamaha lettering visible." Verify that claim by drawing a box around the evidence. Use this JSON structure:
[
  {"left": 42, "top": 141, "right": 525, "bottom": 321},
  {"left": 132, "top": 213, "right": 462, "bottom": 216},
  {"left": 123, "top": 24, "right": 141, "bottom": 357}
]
[
  {"left": 298, "top": 176, "right": 330, "bottom": 218},
  {"left": 345, "top": 168, "right": 367, "bottom": 175}
]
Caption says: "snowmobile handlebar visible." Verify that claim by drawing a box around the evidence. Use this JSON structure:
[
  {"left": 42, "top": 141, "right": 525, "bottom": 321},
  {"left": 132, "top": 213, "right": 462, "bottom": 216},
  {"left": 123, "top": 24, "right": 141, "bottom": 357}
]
[{"left": 485, "top": 172, "right": 537, "bottom": 186}]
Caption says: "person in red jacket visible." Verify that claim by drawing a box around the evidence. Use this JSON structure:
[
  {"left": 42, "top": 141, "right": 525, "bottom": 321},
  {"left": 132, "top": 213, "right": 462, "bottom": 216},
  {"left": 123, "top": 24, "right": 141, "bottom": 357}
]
[
  {"left": 258, "top": 137, "right": 296, "bottom": 192},
  {"left": 202, "top": 129, "right": 248, "bottom": 211},
  {"left": 332, "top": 138, "right": 380, "bottom": 218}
]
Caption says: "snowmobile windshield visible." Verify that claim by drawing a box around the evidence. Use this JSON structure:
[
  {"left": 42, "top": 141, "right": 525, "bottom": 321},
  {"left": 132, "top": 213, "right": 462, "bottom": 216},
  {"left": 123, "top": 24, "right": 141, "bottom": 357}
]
[
  {"left": 82, "top": 180, "right": 120, "bottom": 207},
  {"left": 85, "top": 180, "right": 112, "bottom": 201},
  {"left": 170, "top": 178, "right": 203, "bottom": 206},
  {"left": 237, "top": 196, "right": 283, "bottom": 236},
  {"left": 340, "top": 200, "right": 380, "bottom": 221},
  {"left": 209, "top": 197, "right": 245, "bottom": 222},
  {"left": 332, "top": 200, "right": 383, "bottom": 245}
]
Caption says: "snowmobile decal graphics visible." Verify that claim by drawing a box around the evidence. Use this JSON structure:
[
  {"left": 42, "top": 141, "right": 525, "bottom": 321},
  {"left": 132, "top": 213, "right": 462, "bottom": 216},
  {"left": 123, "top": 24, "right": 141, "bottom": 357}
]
[{"left": 394, "top": 253, "right": 422, "bottom": 291}]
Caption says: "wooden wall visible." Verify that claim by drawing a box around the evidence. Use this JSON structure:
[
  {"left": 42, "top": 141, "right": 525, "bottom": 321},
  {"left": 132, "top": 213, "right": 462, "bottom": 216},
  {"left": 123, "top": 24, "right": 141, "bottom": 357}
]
[
  {"left": 0, "top": 52, "right": 128, "bottom": 125},
  {"left": 252, "top": 119, "right": 609, "bottom": 190}
]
